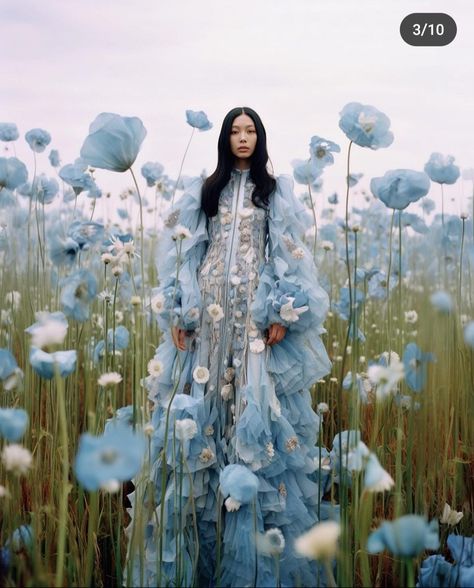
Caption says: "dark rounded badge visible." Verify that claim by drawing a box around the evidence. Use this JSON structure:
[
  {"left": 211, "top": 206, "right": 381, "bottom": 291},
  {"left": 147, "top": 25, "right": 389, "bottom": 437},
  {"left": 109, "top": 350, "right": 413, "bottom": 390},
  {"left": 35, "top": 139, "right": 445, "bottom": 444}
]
[{"left": 400, "top": 13, "right": 457, "bottom": 46}]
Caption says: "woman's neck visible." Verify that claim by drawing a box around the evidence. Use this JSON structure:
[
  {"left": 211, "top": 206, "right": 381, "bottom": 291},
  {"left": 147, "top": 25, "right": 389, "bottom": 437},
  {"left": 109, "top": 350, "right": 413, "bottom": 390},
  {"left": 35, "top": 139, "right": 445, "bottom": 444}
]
[{"left": 233, "top": 159, "right": 251, "bottom": 171}]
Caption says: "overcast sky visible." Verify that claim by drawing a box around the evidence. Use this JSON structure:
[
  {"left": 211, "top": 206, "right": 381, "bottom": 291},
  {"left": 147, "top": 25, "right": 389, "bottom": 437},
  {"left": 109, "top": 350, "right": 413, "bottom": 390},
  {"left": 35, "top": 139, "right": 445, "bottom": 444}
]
[{"left": 2, "top": 0, "right": 473, "bottom": 219}]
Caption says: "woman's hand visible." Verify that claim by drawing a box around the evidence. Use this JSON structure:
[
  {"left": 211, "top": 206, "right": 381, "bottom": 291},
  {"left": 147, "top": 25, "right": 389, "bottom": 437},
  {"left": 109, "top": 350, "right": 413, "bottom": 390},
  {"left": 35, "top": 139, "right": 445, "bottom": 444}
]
[
  {"left": 171, "top": 326, "right": 193, "bottom": 351},
  {"left": 265, "top": 323, "right": 287, "bottom": 346}
]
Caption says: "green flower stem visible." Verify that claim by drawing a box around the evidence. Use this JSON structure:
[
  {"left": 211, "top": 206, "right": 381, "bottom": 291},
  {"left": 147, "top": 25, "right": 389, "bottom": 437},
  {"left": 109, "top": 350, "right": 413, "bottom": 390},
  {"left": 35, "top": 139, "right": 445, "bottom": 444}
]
[
  {"left": 323, "top": 557, "right": 337, "bottom": 588},
  {"left": 336, "top": 138, "right": 354, "bottom": 587},
  {"left": 54, "top": 363, "right": 71, "bottom": 588},
  {"left": 357, "top": 489, "right": 373, "bottom": 588},
  {"left": 171, "top": 127, "right": 196, "bottom": 208},
  {"left": 386, "top": 211, "right": 395, "bottom": 355},
  {"left": 459, "top": 216, "right": 466, "bottom": 315},
  {"left": 129, "top": 167, "right": 147, "bottom": 424},
  {"left": 84, "top": 490, "right": 99, "bottom": 587},
  {"left": 405, "top": 557, "right": 415, "bottom": 588}
]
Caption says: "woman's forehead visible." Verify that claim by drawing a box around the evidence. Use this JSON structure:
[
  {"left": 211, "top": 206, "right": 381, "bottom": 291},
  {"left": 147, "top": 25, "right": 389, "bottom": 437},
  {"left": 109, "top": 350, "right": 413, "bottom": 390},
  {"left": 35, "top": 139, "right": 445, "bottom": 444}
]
[{"left": 232, "top": 114, "right": 255, "bottom": 128}]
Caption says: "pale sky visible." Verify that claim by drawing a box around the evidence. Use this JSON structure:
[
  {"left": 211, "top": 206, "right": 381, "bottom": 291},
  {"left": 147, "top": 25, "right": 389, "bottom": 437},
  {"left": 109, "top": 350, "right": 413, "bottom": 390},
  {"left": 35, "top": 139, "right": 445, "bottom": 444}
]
[{"left": 2, "top": 0, "right": 473, "bottom": 219}]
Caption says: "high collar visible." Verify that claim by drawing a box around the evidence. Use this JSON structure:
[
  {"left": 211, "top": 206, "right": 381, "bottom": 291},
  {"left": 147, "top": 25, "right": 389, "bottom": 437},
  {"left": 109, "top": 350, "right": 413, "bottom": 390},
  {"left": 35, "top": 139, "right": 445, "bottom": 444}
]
[{"left": 231, "top": 167, "right": 250, "bottom": 175}]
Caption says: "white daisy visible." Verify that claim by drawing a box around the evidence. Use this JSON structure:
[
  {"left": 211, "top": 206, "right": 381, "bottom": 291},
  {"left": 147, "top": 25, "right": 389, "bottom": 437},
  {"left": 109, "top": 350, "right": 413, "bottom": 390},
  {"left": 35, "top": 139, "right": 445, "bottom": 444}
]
[
  {"left": 28, "top": 314, "right": 68, "bottom": 349},
  {"left": 150, "top": 294, "right": 166, "bottom": 314},
  {"left": 147, "top": 359, "right": 164, "bottom": 378},
  {"left": 404, "top": 310, "right": 418, "bottom": 324},
  {"left": 193, "top": 365, "right": 210, "bottom": 384},
  {"left": 101, "top": 252, "right": 114, "bottom": 264},
  {"left": 2, "top": 444, "right": 32, "bottom": 475},
  {"left": 97, "top": 372, "right": 123, "bottom": 387},
  {"left": 175, "top": 418, "right": 198, "bottom": 441},
  {"left": 207, "top": 303, "right": 224, "bottom": 323},
  {"left": 172, "top": 224, "right": 192, "bottom": 240},
  {"left": 249, "top": 338, "right": 265, "bottom": 353},
  {"left": 294, "top": 521, "right": 341, "bottom": 560},
  {"left": 256, "top": 528, "right": 285, "bottom": 556}
]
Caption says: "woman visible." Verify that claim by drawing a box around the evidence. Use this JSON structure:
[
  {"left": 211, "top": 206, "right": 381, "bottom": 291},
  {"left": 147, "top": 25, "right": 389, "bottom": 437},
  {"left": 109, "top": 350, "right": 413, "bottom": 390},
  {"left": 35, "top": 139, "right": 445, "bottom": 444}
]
[{"left": 124, "top": 107, "right": 332, "bottom": 587}]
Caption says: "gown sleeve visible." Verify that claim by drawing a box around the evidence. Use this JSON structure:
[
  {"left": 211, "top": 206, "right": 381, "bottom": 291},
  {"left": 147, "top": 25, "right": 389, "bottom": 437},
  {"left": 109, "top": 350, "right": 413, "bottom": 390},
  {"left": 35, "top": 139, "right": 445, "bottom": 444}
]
[
  {"left": 251, "top": 174, "right": 332, "bottom": 384},
  {"left": 152, "top": 176, "right": 209, "bottom": 332},
  {"left": 251, "top": 174, "right": 328, "bottom": 333}
]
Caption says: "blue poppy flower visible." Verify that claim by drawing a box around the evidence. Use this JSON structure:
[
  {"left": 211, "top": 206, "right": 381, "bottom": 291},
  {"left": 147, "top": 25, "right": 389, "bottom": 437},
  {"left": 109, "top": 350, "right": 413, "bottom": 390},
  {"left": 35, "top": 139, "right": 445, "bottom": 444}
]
[
  {"left": 29, "top": 347, "right": 77, "bottom": 379},
  {"left": 367, "top": 514, "right": 439, "bottom": 557},
  {"left": 7, "top": 525, "right": 34, "bottom": 553},
  {"left": 117, "top": 208, "right": 129, "bottom": 219},
  {"left": 417, "top": 554, "right": 455, "bottom": 587},
  {"left": 107, "top": 326, "right": 130, "bottom": 350},
  {"left": 399, "top": 211, "right": 428, "bottom": 234},
  {"left": 0, "top": 189, "right": 15, "bottom": 208},
  {"left": 342, "top": 372, "right": 370, "bottom": 404},
  {"left": 402, "top": 343, "right": 436, "bottom": 392},
  {"left": 80, "top": 112, "right": 147, "bottom": 172},
  {"left": 464, "top": 321, "right": 474, "bottom": 348},
  {"left": 141, "top": 161, "right": 164, "bottom": 187},
  {"left": 368, "top": 270, "right": 398, "bottom": 299},
  {"left": 430, "top": 291, "right": 453, "bottom": 314},
  {"left": 219, "top": 464, "right": 259, "bottom": 504},
  {"left": 421, "top": 198, "right": 436, "bottom": 214},
  {"left": 0, "top": 349, "right": 19, "bottom": 381},
  {"left": 424, "top": 153, "right": 460, "bottom": 185},
  {"left": 60, "top": 269, "right": 97, "bottom": 322},
  {"left": 104, "top": 405, "right": 134, "bottom": 433},
  {"left": 0, "top": 157, "right": 28, "bottom": 191},
  {"left": 328, "top": 192, "right": 338, "bottom": 204},
  {"left": 25, "top": 128, "right": 51, "bottom": 153},
  {"left": 25, "top": 311, "right": 68, "bottom": 346},
  {"left": 0, "top": 123, "right": 19, "bottom": 142},
  {"left": 334, "top": 286, "right": 364, "bottom": 321},
  {"left": 185, "top": 109, "right": 212, "bottom": 131},
  {"left": 67, "top": 221, "right": 104, "bottom": 249},
  {"left": 59, "top": 161, "right": 96, "bottom": 195},
  {"left": 33, "top": 174, "right": 59, "bottom": 204},
  {"left": 309, "top": 136, "right": 340, "bottom": 169},
  {"left": 48, "top": 149, "right": 60, "bottom": 167},
  {"left": 63, "top": 189, "right": 76, "bottom": 203},
  {"left": 74, "top": 422, "right": 146, "bottom": 491},
  {"left": 0, "top": 547, "right": 10, "bottom": 573},
  {"left": 48, "top": 234, "right": 80, "bottom": 267},
  {"left": 92, "top": 340, "right": 105, "bottom": 364},
  {"left": 291, "top": 158, "right": 322, "bottom": 185},
  {"left": 339, "top": 102, "right": 394, "bottom": 149},
  {"left": 371, "top": 169, "right": 430, "bottom": 210},
  {"left": 363, "top": 452, "right": 394, "bottom": 492},
  {"left": 0, "top": 408, "right": 29, "bottom": 442}
]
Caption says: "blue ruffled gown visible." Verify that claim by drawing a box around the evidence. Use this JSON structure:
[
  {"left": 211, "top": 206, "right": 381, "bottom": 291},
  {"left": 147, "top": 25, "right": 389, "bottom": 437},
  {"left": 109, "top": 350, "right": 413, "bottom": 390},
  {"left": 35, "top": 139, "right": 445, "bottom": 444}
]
[{"left": 124, "top": 169, "right": 332, "bottom": 587}]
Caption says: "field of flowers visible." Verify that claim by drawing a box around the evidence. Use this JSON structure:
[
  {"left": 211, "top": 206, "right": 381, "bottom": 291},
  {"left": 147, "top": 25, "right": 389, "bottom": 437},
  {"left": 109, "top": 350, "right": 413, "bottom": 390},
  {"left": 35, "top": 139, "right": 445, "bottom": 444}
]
[{"left": 0, "top": 105, "right": 473, "bottom": 587}]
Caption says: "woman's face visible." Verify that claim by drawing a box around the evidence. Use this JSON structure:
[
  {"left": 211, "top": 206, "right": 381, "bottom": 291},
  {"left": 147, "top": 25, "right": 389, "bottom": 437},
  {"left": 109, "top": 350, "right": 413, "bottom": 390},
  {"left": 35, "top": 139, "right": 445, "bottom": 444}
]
[{"left": 229, "top": 113, "right": 257, "bottom": 163}]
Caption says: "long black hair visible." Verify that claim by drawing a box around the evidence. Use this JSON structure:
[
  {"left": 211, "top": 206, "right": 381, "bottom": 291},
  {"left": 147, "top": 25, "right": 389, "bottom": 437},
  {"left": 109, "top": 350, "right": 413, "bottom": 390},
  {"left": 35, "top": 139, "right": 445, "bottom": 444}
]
[{"left": 201, "top": 107, "right": 276, "bottom": 218}]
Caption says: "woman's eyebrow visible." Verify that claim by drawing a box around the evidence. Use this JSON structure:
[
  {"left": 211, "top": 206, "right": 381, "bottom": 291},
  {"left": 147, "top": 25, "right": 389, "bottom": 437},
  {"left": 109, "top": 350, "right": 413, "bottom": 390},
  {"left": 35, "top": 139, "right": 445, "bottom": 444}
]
[{"left": 231, "top": 124, "right": 256, "bottom": 129}]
